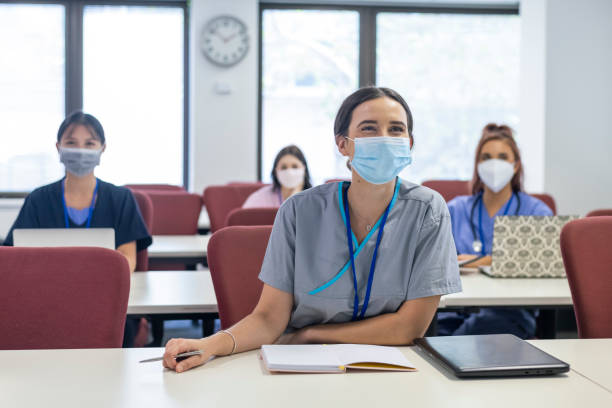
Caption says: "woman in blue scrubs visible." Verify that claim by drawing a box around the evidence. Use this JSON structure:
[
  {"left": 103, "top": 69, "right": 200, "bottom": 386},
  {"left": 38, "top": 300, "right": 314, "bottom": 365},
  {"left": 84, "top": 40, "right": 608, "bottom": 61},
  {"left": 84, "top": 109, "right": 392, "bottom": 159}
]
[
  {"left": 163, "top": 87, "right": 462, "bottom": 373},
  {"left": 4, "top": 111, "right": 152, "bottom": 345},
  {"left": 438, "top": 123, "right": 552, "bottom": 338}
]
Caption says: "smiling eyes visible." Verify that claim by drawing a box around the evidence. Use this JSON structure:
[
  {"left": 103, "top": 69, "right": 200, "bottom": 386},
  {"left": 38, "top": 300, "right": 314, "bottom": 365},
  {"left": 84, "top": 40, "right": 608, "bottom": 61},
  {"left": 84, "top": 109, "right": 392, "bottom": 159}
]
[
  {"left": 63, "top": 139, "right": 100, "bottom": 148},
  {"left": 359, "top": 125, "right": 405, "bottom": 135},
  {"left": 480, "top": 152, "right": 511, "bottom": 161}
]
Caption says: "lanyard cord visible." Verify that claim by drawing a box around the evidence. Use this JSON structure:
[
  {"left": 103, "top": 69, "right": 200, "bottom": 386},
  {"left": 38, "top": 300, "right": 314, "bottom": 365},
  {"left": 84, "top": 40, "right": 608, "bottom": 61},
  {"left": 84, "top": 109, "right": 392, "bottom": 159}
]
[
  {"left": 343, "top": 183, "right": 392, "bottom": 321},
  {"left": 474, "top": 192, "right": 516, "bottom": 255},
  {"left": 62, "top": 178, "right": 99, "bottom": 229}
]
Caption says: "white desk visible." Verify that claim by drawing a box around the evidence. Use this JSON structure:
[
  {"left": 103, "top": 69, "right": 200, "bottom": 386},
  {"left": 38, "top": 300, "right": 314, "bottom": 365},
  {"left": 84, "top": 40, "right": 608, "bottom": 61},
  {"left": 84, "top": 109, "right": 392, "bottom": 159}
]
[
  {"left": 1, "top": 341, "right": 611, "bottom": 408},
  {"left": 128, "top": 271, "right": 216, "bottom": 315},
  {"left": 440, "top": 272, "right": 572, "bottom": 308},
  {"left": 531, "top": 339, "right": 612, "bottom": 393},
  {"left": 149, "top": 235, "right": 210, "bottom": 259}
]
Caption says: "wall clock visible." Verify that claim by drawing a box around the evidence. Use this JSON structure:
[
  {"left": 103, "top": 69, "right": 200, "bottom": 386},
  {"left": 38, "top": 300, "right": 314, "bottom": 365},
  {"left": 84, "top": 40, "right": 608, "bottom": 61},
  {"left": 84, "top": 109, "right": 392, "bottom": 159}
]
[{"left": 200, "top": 15, "right": 249, "bottom": 67}]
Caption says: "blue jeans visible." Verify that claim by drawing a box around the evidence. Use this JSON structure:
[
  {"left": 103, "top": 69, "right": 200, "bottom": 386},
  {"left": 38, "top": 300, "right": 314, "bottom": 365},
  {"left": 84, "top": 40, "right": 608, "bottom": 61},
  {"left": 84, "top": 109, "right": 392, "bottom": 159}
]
[{"left": 437, "top": 308, "right": 537, "bottom": 339}]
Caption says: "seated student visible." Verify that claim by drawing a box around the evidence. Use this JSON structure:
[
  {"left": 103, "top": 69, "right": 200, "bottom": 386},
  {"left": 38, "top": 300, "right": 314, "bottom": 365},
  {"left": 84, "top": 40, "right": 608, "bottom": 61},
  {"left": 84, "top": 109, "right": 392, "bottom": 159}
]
[
  {"left": 4, "top": 111, "right": 152, "bottom": 346},
  {"left": 438, "top": 123, "right": 553, "bottom": 339},
  {"left": 242, "top": 145, "right": 312, "bottom": 208},
  {"left": 163, "top": 86, "right": 461, "bottom": 373}
]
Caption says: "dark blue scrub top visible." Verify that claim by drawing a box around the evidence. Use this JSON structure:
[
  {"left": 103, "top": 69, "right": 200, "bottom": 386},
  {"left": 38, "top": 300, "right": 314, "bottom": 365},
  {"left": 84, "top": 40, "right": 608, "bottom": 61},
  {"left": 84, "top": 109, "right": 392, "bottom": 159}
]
[{"left": 3, "top": 178, "right": 152, "bottom": 251}]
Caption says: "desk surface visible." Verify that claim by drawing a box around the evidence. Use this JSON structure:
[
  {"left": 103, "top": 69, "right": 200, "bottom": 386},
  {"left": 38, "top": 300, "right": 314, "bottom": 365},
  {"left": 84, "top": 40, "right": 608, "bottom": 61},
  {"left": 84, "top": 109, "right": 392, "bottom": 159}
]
[
  {"left": 128, "top": 271, "right": 216, "bottom": 315},
  {"left": 440, "top": 272, "right": 572, "bottom": 308},
  {"left": 148, "top": 235, "right": 210, "bottom": 259},
  {"left": 531, "top": 338, "right": 612, "bottom": 393},
  {"left": 1, "top": 340, "right": 610, "bottom": 408}
]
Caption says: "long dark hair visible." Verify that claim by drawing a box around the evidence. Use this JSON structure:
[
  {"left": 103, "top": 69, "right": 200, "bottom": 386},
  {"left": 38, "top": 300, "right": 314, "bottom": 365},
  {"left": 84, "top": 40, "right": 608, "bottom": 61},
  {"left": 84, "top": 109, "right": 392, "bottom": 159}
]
[
  {"left": 271, "top": 145, "right": 312, "bottom": 192},
  {"left": 471, "top": 123, "right": 524, "bottom": 195},
  {"left": 57, "top": 111, "right": 105, "bottom": 144},
  {"left": 334, "top": 86, "right": 414, "bottom": 144}
]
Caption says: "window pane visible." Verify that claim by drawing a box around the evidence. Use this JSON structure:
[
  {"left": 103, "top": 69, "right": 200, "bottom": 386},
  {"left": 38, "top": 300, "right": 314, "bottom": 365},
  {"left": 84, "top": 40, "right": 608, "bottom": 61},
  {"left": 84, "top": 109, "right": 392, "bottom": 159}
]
[
  {"left": 0, "top": 4, "right": 65, "bottom": 191},
  {"left": 377, "top": 13, "right": 520, "bottom": 183},
  {"left": 261, "top": 10, "right": 359, "bottom": 184},
  {"left": 83, "top": 6, "right": 184, "bottom": 186}
]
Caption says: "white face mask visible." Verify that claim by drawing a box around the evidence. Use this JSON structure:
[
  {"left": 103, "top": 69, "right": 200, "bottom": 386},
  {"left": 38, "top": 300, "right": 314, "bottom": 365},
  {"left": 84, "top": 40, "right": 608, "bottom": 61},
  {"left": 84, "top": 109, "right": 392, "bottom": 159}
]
[
  {"left": 477, "top": 159, "right": 515, "bottom": 193},
  {"left": 276, "top": 167, "right": 305, "bottom": 189}
]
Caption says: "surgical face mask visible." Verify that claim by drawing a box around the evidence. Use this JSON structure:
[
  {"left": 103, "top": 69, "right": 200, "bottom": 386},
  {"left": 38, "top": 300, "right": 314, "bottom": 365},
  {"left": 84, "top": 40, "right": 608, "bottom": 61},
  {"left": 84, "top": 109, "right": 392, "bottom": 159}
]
[
  {"left": 59, "top": 147, "right": 102, "bottom": 177},
  {"left": 276, "top": 167, "right": 305, "bottom": 189},
  {"left": 347, "top": 136, "right": 412, "bottom": 184},
  {"left": 477, "top": 158, "right": 515, "bottom": 193}
]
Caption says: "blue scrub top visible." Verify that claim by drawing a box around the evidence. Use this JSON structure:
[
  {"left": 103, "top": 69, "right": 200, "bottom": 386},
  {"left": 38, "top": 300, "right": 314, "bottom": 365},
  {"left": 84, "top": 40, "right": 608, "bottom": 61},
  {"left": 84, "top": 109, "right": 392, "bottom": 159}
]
[
  {"left": 448, "top": 191, "right": 553, "bottom": 255},
  {"left": 4, "top": 178, "right": 152, "bottom": 251}
]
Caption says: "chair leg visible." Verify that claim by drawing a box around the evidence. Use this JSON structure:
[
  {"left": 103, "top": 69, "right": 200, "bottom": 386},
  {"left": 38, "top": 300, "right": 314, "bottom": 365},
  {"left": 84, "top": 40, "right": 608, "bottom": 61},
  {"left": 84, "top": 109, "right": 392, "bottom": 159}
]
[
  {"left": 202, "top": 318, "right": 215, "bottom": 337},
  {"left": 149, "top": 317, "right": 165, "bottom": 347}
]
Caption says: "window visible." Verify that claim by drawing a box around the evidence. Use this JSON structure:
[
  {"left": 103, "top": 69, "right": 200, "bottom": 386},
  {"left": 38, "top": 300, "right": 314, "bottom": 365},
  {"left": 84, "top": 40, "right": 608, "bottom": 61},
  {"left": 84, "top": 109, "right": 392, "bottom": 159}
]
[
  {"left": 260, "top": 5, "right": 519, "bottom": 184},
  {"left": 0, "top": 1, "right": 187, "bottom": 192},
  {"left": 260, "top": 9, "right": 359, "bottom": 184},
  {"left": 83, "top": 5, "right": 185, "bottom": 186},
  {"left": 377, "top": 12, "right": 520, "bottom": 183},
  {"left": 0, "top": 4, "right": 65, "bottom": 192}
]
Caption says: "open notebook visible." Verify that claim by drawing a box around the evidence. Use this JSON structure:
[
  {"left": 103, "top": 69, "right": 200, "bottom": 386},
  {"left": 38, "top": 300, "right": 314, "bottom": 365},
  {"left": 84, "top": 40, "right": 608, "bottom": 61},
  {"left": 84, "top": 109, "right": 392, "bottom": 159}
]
[{"left": 261, "top": 344, "right": 416, "bottom": 373}]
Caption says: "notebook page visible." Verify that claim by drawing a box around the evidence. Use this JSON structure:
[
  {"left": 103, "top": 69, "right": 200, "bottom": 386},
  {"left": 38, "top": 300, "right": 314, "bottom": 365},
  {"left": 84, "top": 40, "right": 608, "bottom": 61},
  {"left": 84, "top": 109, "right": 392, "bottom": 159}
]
[
  {"left": 330, "top": 344, "right": 416, "bottom": 370},
  {"left": 261, "top": 345, "right": 343, "bottom": 372}
]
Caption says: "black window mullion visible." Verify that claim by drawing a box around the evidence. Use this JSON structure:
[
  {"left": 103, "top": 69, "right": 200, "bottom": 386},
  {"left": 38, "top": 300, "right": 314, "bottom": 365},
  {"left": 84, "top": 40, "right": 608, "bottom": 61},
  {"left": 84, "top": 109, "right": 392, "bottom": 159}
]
[
  {"left": 358, "top": 7, "right": 376, "bottom": 87},
  {"left": 65, "top": 1, "right": 83, "bottom": 114}
]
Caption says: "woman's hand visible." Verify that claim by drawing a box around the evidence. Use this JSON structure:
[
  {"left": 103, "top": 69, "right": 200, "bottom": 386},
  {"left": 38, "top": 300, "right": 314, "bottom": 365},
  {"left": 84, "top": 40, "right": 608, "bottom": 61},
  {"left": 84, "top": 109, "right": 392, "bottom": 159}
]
[
  {"left": 163, "top": 333, "right": 233, "bottom": 373},
  {"left": 458, "top": 254, "right": 492, "bottom": 267}
]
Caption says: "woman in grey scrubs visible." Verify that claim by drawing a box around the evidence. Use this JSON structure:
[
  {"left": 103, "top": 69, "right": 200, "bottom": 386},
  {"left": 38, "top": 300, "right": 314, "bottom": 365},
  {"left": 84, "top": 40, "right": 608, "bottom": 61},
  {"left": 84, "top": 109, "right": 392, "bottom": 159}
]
[{"left": 164, "top": 87, "right": 462, "bottom": 373}]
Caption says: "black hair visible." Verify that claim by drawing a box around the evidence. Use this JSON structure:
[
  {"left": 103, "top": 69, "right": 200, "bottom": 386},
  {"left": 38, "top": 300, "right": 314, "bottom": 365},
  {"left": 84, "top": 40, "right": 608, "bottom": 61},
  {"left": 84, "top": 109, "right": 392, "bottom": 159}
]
[
  {"left": 333, "top": 86, "right": 414, "bottom": 144},
  {"left": 271, "top": 145, "right": 313, "bottom": 192},
  {"left": 57, "top": 111, "right": 105, "bottom": 144}
]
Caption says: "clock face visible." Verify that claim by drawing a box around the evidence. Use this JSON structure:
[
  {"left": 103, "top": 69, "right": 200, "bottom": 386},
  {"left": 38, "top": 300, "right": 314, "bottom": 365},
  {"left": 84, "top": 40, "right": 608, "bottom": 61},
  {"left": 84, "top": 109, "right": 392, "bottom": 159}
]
[{"left": 200, "top": 15, "right": 249, "bottom": 67}]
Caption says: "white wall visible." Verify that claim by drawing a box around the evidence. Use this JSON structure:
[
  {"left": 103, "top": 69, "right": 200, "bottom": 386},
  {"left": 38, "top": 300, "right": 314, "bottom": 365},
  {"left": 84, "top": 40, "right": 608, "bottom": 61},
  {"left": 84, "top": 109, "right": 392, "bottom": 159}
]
[
  {"left": 189, "top": 0, "right": 259, "bottom": 194},
  {"left": 543, "top": 0, "right": 612, "bottom": 215}
]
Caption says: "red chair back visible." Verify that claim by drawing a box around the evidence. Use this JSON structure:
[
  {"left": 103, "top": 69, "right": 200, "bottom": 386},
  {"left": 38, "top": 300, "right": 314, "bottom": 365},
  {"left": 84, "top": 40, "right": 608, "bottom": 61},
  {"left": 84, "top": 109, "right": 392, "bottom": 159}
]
[
  {"left": 530, "top": 193, "right": 557, "bottom": 215},
  {"left": 226, "top": 207, "right": 278, "bottom": 227},
  {"left": 124, "top": 184, "right": 186, "bottom": 192},
  {"left": 207, "top": 226, "right": 272, "bottom": 328},
  {"left": 587, "top": 209, "right": 612, "bottom": 217},
  {"left": 560, "top": 217, "right": 612, "bottom": 338},
  {"left": 0, "top": 247, "right": 130, "bottom": 349},
  {"left": 422, "top": 180, "right": 470, "bottom": 202},
  {"left": 130, "top": 190, "right": 153, "bottom": 271},
  {"left": 203, "top": 185, "right": 265, "bottom": 232},
  {"left": 146, "top": 191, "right": 202, "bottom": 235}
]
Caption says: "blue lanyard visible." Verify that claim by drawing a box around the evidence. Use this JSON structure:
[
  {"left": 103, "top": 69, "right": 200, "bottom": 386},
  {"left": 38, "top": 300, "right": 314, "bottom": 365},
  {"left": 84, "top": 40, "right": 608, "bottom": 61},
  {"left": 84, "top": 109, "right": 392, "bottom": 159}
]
[
  {"left": 62, "top": 178, "right": 99, "bottom": 229},
  {"left": 477, "top": 192, "right": 514, "bottom": 255},
  {"left": 342, "top": 183, "right": 392, "bottom": 321}
]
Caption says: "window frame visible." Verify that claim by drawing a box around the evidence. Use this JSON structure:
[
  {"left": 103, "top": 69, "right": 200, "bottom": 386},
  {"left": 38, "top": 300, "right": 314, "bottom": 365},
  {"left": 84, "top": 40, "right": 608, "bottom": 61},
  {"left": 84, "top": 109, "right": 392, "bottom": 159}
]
[
  {"left": 257, "top": 1, "right": 519, "bottom": 180},
  {"left": 0, "top": 0, "right": 189, "bottom": 193}
]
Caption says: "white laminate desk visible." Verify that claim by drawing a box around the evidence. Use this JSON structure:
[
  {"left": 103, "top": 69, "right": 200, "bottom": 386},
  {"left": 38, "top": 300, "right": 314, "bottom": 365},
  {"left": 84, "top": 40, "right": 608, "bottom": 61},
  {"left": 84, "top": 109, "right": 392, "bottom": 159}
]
[
  {"left": 128, "top": 271, "right": 217, "bottom": 316},
  {"left": 440, "top": 272, "right": 573, "bottom": 308},
  {"left": 2, "top": 341, "right": 611, "bottom": 408},
  {"left": 531, "top": 339, "right": 612, "bottom": 393},
  {"left": 148, "top": 235, "right": 210, "bottom": 266}
]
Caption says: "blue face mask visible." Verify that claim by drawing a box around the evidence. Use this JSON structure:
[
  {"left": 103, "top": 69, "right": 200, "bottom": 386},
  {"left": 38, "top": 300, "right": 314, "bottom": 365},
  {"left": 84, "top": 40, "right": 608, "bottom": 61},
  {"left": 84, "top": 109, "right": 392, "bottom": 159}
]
[{"left": 347, "top": 136, "right": 412, "bottom": 184}]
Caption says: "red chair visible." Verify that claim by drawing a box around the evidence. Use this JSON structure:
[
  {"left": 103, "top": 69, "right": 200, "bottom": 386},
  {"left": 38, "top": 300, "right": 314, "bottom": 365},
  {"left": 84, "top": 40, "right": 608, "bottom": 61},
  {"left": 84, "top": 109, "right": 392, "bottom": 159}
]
[
  {"left": 207, "top": 226, "right": 272, "bottom": 328},
  {"left": 124, "top": 184, "right": 186, "bottom": 192},
  {"left": 226, "top": 207, "right": 278, "bottom": 227},
  {"left": 560, "top": 217, "right": 612, "bottom": 338},
  {"left": 531, "top": 193, "right": 557, "bottom": 215},
  {"left": 422, "top": 180, "right": 470, "bottom": 202},
  {"left": 130, "top": 190, "right": 153, "bottom": 271},
  {"left": 587, "top": 209, "right": 612, "bottom": 217},
  {"left": 146, "top": 191, "right": 202, "bottom": 235},
  {"left": 203, "top": 184, "right": 266, "bottom": 232},
  {"left": 0, "top": 247, "right": 130, "bottom": 349}
]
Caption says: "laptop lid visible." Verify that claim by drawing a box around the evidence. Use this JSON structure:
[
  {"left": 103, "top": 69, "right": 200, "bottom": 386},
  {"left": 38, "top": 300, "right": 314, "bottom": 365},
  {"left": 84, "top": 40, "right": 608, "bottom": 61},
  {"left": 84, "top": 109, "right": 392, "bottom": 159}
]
[
  {"left": 415, "top": 334, "right": 569, "bottom": 378},
  {"left": 486, "top": 215, "right": 579, "bottom": 278},
  {"left": 13, "top": 228, "right": 115, "bottom": 250}
]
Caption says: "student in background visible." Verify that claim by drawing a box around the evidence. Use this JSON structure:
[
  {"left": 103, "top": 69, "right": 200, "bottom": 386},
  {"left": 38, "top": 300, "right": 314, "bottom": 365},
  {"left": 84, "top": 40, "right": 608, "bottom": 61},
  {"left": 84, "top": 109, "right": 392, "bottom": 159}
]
[
  {"left": 242, "top": 145, "right": 312, "bottom": 208},
  {"left": 4, "top": 111, "right": 152, "bottom": 346},
  {"left": 163, "top": 86, "right": 461, "bottom": 373},
  {"left": 438, "top": 123, "right": 552, "bottom": 338}
]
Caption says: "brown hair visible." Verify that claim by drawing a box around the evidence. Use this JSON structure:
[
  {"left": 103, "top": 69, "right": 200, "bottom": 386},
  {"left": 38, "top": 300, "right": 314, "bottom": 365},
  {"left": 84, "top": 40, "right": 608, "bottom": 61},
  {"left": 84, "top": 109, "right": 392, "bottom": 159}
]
[{"left": 471, "top": 123, "right": 524, "bottom": 195}]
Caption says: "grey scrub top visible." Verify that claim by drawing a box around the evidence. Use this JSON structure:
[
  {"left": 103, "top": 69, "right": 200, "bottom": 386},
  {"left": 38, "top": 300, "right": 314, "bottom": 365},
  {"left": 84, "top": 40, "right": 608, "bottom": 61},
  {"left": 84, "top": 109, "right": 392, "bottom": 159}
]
[{"left": 259, "top": 178, "right": 462, "bottom": 331}]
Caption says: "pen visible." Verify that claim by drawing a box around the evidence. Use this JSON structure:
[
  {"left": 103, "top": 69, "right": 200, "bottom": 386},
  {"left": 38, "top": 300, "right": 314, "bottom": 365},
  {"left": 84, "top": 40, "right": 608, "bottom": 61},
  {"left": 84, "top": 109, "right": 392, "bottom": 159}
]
[{"left": 139, "top": 350, "right": 204, "bottom": 363}]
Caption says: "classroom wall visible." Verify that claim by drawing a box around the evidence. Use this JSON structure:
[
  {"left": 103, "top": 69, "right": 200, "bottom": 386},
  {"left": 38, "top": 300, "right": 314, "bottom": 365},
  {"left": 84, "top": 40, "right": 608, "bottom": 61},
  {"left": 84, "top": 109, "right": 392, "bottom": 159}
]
[
  {"left": 189, "top": 0, "right": 259, "bottom": 194},
  {"left": 543, "top": 0, "right": 612, "bottom": 215}
]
